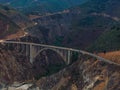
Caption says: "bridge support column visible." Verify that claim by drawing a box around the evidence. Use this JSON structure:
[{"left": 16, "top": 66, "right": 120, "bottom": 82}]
[
  {"left": 26, "top": 45, "right": 29, "bottom": 56},
  {"left": 30, "top": 44, "right": 34, "bottom": 64},
  {"left": 67, "top": 50, "right": 71, "bottom": 64}
]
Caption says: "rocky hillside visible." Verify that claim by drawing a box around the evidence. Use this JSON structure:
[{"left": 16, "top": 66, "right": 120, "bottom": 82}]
[
  {"left": 30, "top": 54, "right": 120, "bottom": 90},
  {"left": 0, "top": 4, "right": 33, "bottom": 28},
  {"left": 27, "top": 10, "right": 77, "bottom": 44},
  {"left": 0, "top": 42, "right": 66, "bottom": 89},
  {"left": 0, "top": 47, "right": 33, "bottom": 85},
  {"left": 0, "top": 12, "right": 22, "bottom": 39},
  {"left": 0, "top": 0, "right": 120, "bottom": 90},
  {"left": 0, "top": 43, "right": 120, "bottom": 90},
  {"left": 0, "top": 4, "right": 34, "bottom": 40}
]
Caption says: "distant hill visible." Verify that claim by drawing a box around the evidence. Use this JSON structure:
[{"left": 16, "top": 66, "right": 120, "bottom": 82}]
[
  {"left": 88, "top": 24, "right": 120, "bottom": 52},
  {"left": 29, "top": 0, "right": 120, "bottom": 51},
  {"left": 78, "top": 0, "right": 120, "bottom": 18},
  {"left": 66, "top": 0, "right": 120, "bottom": 51},
  {"left": 0, "top": 0, "right": 88, "bottom": 15},
  {"left": 63, "top": 15, "right": 118, "bottom": 49},
  {"left": 74, "top": 0, "right": 120, "bottom": 52},
  {"left": 1, "top": 0, "right": 120, "bottom": 52},
  {"left": 0, "top": 4, "right": 33, "bottom": 28},
  {"left": 0, "top": 4, "right": 33, "bottom": 39},
  {"left": 0, "top": 12, "right": 21, "bottom": 39}
]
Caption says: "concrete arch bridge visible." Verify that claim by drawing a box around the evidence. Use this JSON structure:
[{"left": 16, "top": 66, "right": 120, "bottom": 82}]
[{"left": 0, "top": 41, "right": 120, "bottom": 66}]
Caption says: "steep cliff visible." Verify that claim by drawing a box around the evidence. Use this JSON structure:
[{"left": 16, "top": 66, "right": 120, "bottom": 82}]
[
  {"left": 0, "top": 49, "right": 120, "bottom": 90},
  {"left": 0, "top": 4, "right": 33, "bottom": 28},
  {"left": 32, "top": 55, "right": 120, "bottom": 90},
  {"left": 0, "top": 12, "right": 22, "bottom": 39},
  {"left": 0, "top": 43, "right": 66, "bottom": 89},
  {"left": 0, "top": 48, "right": 33, "bottom": 86},
  {"left": 0, "top": 4, "right": 34, "bottom": 40}
]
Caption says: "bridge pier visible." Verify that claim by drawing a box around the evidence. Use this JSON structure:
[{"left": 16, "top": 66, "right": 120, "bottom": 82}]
[
  {"left": 30, "top": 44, "right": 39, "bottom": 64},
  {"left": 26, "top": 45, "right": 29, "bottom": 56},
  {"left": 67, "top": 50, "right": 71, "bottom": 64},
  {"left": 30, "top": 44, "right": 34, "bottom": 64}
]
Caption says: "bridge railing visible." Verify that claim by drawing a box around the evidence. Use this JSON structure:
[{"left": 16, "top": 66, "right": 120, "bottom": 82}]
[{"left": 1, "top": 41, "right": 80, "bottom": 52}]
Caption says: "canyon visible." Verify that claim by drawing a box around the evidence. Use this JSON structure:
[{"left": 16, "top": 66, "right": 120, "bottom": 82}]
[{"left": 0, "top": 0, "right": 120, "bottom": 90}]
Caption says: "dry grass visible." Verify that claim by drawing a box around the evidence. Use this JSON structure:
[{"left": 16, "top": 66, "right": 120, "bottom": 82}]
[
  {"left": 5, "top": 30, "right": 25, "bottom": 40},
  {"left": 98, "top": 51, "right": 120, "bottom": 64}
]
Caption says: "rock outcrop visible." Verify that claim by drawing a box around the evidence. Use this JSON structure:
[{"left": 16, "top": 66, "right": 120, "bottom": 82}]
[
  {"left": 34, "top": 55, "right": 120, "bottom": 90},
  {"left": 0, "top": 48, "right": 33, "bottom": 87}
]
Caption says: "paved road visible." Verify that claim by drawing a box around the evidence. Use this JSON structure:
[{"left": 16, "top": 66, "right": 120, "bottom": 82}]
[{"left": 1, "top": 41, "right": 120, "bottom": 66}]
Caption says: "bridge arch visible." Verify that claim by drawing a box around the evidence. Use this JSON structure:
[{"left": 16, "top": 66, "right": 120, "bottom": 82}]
[{"left": 33, "top": 47, "right": 67, "bottom": 64}]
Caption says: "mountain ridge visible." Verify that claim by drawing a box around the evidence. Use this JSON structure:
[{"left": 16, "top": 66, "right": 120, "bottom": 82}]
[{"left": 0, "top": 0, "right": 88, "bottom": 15}]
